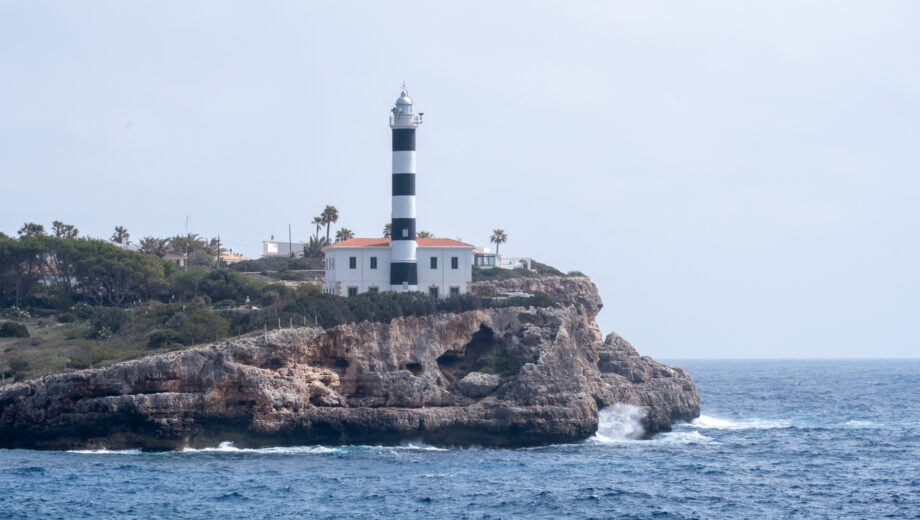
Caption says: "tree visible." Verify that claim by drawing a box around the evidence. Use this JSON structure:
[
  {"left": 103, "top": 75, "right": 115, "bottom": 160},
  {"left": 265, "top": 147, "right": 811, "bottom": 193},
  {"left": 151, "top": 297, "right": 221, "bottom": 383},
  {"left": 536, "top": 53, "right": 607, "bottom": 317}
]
[
  {"left": 312, "top": 216, "right": 324, "bottom": 240},
  {"left": 51, "top": 221, "right": 79, "bottom": 239},
  {"left": 335, "top": 228, "right": 354, "bottom": 243},
  {"left": 321, "top": 205, "right": 339, "bottom": 242},
  {"left": 416, "top": 231, "right": 434, "bottom": 238},
  {"left": 138, "top": 236, "right": 170, "bottom": 257},
  {"left": 304, "top": 236, "right": 328, "bottom": 258},
  {"left": 169, "top": 233, "right": 205, "bottom": 255},
  {"left": 490, "top": 229, "right": 508, "bottom": 255},
  {"left": 111, "top": 226, "right": 130, "bottom": 245},
  {"left": 188, "top": 250, "right": 213, "bottom": 268},
  {"left": 0, "top": 233, "right": 45, "bottom": 307},
  {"left": 17, "top": 222, "right": 44, "bottom": 237},
  {"left": 64, "top": 239, "right": 169, "bottom": 305},
  {"left": 382, "top": 223, "right": 392, "bottom": 238},
  {"left": 204, "top": 237, "right": 223, "bottom": 257}
]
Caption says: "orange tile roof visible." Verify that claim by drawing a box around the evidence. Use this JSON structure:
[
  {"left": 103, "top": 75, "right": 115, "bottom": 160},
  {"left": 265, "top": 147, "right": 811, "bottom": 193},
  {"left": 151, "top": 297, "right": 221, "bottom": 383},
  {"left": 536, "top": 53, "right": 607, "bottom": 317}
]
[{"left": 325, "top": 237, "right": 474, "bottom": 248}]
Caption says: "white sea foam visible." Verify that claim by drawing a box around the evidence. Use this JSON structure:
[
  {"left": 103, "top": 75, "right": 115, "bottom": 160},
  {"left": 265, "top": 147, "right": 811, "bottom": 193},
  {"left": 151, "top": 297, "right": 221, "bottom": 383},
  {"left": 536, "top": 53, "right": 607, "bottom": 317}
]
[
  {"left": 589, "top": 403, "right": 647, "bottom": 444},
  {"left": 392, "top": 442, "right": 448, "bottom": 452},
  {"left": 179, "top": 440, "right": 447, "bottom": 454},
  {"left": 67, "top": 448, "right": 144, "bottom": 455},
  {"left": 653, "top": 431, "right": 716, "bottom": 445},
  {"left": 689, "top": 415, "right": 789, "bottom": 430},
  {"left": 842, "top": 420, "right": 877, "bottom": 429},
  {"left": 180, "top": 441, "right": 342, "bottom": 454}
]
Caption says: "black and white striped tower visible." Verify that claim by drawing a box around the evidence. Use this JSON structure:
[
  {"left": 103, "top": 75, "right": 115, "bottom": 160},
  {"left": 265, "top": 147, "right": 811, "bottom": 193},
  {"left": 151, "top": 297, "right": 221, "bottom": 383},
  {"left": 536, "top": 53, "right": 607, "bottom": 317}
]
[{"left": 389, "top": 86, "right": 422, "bottom": 291}]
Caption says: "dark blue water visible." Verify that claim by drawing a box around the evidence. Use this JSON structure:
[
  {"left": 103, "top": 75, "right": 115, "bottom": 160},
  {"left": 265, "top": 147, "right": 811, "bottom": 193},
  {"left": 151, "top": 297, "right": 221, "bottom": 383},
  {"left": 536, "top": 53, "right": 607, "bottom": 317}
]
[{"left": 2, "top": 360, "right": 918, "bottom": 519}]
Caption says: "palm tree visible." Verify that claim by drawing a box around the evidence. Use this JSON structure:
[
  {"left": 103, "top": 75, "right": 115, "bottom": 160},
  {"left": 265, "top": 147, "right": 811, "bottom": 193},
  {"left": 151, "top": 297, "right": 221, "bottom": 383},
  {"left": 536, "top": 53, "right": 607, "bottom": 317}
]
[
  {"left": 169, "top": 233, "right": 204, "bottom": 255},
  {"left": 51, "top": 220, "right": 79, "bottom": 239},
  {"left": 321, "top": 205, "right": 339, "bottom": 242},
  {"left": 17, "top": 222, "right": 44, "bottom": 237},
  {"left": 416, "top": 231, "right": 434, "bottom": 238},
  {"left": 312, "top": 216, "right": 324, "bottom": 240},
  {"left": 335, "top": 228, "right": 355, "bottom": 243},
  {"left": 382, "top": 223, "right": 392, "bottom": 238},
  {"left": 304, "top": 236, "right": 328, "bottom": 257},
  {"left": 138, "top": 236, "right": 170, "bottom": 257},
  {"left": 111, "top": 226, "right": 130, "bottom": 245},
  {"left": 205, "top": 237, "right": 225, "bottom": 257},
  {"left": 490, "top": 229, "right": 508, "bottom": 256}
]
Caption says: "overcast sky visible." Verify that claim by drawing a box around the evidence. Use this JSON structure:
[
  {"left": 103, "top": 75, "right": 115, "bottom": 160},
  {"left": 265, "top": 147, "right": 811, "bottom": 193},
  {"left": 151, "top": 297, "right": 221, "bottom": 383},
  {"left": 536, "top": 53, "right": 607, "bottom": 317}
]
[{"left": 2, "top": 1, "right": 918, "bottom": 358}]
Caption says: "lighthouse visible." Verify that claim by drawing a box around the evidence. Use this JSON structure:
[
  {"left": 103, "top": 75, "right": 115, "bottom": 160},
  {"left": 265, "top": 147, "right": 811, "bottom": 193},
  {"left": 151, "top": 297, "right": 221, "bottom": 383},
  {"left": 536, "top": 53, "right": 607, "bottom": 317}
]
[
  {"left": 389, "top": 86, "right": 422, "bottom": 291},
  {"left": 321, "top": 87, "right": 473, "bottom": 298}
]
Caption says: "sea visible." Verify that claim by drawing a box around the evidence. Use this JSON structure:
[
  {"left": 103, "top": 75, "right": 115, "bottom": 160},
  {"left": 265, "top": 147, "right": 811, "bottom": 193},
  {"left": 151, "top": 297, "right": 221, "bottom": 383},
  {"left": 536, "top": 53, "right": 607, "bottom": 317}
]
[{"left": 1, "top": 359, "right": 918, "bottom": 519}]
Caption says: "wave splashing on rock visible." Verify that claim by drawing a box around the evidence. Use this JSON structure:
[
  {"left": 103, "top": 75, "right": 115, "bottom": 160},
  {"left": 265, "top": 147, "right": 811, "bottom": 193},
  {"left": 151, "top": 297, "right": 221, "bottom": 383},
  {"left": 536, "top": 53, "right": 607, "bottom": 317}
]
[{"left": 591, "top": 403, "right": 647, "bottom": 443}]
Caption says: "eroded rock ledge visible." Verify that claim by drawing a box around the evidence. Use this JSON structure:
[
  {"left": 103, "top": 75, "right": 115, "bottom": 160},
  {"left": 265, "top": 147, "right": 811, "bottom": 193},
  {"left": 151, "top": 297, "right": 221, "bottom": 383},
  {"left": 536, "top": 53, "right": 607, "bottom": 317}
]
[{"left": 0, "top": 276, "right": 699, "bottom": 450}]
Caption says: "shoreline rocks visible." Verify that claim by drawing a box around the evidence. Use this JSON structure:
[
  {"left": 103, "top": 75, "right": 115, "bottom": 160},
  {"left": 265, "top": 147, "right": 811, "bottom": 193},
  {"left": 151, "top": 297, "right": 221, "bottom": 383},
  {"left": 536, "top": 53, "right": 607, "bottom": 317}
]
[{"left": 0, "top": 276, "right": 699, "bottom": 450}]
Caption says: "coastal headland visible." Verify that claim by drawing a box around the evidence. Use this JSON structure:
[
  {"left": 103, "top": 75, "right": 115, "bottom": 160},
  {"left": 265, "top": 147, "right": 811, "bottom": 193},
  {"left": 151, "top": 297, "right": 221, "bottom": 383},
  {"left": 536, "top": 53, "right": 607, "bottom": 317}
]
[{"left": 0, "top": 276, "right": 699, "bottom": 450}]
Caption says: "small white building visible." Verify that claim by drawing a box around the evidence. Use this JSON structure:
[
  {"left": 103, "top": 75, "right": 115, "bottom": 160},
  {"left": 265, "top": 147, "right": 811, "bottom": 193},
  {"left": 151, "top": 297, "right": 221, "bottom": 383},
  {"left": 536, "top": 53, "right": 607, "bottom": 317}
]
[
  {"left": 323, "top": 238, "right": 474, "bottom": 298},
  {"left": 263, "top": 240, "right": 305, "bottom": 258}
]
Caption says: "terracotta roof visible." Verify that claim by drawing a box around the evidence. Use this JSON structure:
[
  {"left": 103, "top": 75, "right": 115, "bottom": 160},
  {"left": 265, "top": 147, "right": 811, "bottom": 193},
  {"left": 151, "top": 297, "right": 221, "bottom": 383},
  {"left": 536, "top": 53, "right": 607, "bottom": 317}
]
[{"left": 325, "top": 237, "right": 474, "bottom": 249}]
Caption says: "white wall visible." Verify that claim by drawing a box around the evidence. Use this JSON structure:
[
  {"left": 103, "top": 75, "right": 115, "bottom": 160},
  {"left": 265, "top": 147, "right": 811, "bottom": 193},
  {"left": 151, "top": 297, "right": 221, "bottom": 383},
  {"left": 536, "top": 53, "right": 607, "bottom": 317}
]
[
  {"left": 323, "top": 246, "right": 472, "bottom": 297},
  {"left": 323, "top": 247, "right": 391, "bottom": 295},
  {"left": 417, "top": 247, "right": 473, "bottom": 297}
]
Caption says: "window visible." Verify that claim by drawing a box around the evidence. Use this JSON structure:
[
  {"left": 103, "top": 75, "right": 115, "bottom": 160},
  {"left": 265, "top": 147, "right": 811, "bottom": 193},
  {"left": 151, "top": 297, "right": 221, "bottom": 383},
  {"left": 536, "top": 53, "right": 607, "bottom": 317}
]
[
  {"left": 367, "top": 287, "right": 379, "bottom": 293},
  {"left": 449, "top": 287, "right": 460, "bottom": 297},
  {"left": 474, "top": 254, "right": 496, "bottom": 267},
  {"left": 430, "top": 257, "right": 438, "bottom": 269},
  {"left": 349, "top": 256, "right": 357, "bottom": 269},
  {"left": 370, "top": 256, "right": 377, "bottom": 269},
  {"left": 347, "top": 287, "right": 358, "bottom": 297},
  {"left": 451, "top": 256, "right": 459, "bottom": 269},
  {"left": 402, "top": 228, "right": 408, "bottom": 238},
  {"left": 428, "top": 287, "right": 439, "bottom": 298}
]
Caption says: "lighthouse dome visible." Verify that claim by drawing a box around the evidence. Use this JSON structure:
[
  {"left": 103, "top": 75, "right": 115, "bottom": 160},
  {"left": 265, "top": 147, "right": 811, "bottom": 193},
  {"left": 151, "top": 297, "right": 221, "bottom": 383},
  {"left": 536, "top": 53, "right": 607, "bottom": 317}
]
[{"left": 395, "top": 89, "right": 412, "bottom": 105}]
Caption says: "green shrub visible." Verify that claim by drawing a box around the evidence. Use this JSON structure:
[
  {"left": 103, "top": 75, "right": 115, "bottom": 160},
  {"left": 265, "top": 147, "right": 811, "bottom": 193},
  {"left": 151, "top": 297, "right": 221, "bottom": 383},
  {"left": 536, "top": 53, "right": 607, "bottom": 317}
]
[
  {"left": 56, "top": 312, "right": 78, "bottom": 323},
  {"left": 8, "top": 357, "right": 30, "bottom": 381},
  {"left": 199, "top": 270, "right": 262, "bottom": 304},
  {"left": 147, "top": 329, "right": 184, "bottom": 349},
  {"left": 472, "top": 266, "right": 538, "bottom": 282},
  {"left": 176, "top": 311, "right": 230, "bottom": 345},
  {"left": 272, "top": 270, "right": 309, "bottom": 281},
  {"left": 70, "top": 303, "right": 94, "bottom": 320},
  {"left": 260, "top": 283, "right": 296, "bottom": 307},
  {"left": 0, "top": 321, "right": 30, "bottom": 338},
  {"left": 230, "top": 256, "right": 310, "bottom": 273},
  {"left": 531, "top": 261, "right": 564, "bottom": 276},
  {"left": 87, "top": 307, "right": 132, "bottom": 339}
]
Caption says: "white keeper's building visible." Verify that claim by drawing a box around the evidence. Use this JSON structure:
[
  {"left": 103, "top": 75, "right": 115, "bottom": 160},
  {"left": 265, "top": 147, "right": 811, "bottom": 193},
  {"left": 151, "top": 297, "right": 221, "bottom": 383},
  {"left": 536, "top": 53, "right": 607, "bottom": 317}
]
[
  {"left": 323, "top": 237, "right": 474, "bottom": 298},
  {"left": 322, "top": 87, "right": 474, "bottom": 298}
]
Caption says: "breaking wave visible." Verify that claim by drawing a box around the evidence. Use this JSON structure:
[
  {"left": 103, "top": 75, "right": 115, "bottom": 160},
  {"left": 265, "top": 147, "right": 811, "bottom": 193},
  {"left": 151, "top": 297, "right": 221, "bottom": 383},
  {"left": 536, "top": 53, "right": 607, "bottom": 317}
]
[
  {"left": 180, "top": 441, "right": 447, "bottom": 454},
  {"left": 654, "top": 431, "right": 717, "bottom": 445},
  {"left": 690, "top": 415, "right": 790, "bottom": 430},
  {"left": 67, "top": 448, "right": 144, "bottom": 455},
  {"left": 590, "top": 403, "right": 647, "bottom": 444},
  {"left": 181, "top": 442, "right": 343, "bottom": 454},
  {"left": 67, "top": 441, "right": 447, "bottom": 455}
]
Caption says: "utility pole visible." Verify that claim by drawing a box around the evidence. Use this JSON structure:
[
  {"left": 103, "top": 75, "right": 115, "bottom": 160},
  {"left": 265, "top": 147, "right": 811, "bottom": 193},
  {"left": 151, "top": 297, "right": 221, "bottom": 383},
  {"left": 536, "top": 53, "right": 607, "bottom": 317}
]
[
  {"left": 288, "top": 224, "right": 293, "bottom": 258},
  {"left": 184, "top": 213, "right": 190, "bottom": 271},
  {"left": 217, "top": 235, "right": 221, "bottom": 268}
]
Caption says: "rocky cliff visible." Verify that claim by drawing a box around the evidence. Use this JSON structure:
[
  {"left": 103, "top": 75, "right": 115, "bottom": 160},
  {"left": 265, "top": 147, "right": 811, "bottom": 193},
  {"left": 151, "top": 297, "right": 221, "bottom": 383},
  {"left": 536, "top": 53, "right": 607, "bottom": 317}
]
[{"left": 0, "top": 276, "right": 699, "bottom": 450}]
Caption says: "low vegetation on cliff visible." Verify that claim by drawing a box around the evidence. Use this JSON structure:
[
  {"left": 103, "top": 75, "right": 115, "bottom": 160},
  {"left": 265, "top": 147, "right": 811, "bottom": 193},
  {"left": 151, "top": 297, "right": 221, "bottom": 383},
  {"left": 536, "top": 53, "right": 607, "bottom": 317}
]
[{"left": 0, "top": 231, "right": 569, "bottom": 383}]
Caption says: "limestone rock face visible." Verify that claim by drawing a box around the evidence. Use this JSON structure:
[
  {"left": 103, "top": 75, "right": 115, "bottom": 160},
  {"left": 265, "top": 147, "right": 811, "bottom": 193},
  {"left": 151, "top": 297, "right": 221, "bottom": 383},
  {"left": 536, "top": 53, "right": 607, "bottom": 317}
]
[
  {"left": 457, "top": 372, "right": 502, "bottom": 398},
  {"left": 0, "top": 276, "right": 700, "bottom": 450},
  {"left": 472, "top": 276, "right": 603, "bottom": 315}
]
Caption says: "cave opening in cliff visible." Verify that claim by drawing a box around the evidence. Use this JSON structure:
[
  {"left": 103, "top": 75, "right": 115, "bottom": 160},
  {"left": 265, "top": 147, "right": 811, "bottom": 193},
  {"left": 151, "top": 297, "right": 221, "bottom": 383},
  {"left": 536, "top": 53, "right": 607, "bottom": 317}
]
[{"left": 437, "top": 325, "right": 524, "bottom": 382}]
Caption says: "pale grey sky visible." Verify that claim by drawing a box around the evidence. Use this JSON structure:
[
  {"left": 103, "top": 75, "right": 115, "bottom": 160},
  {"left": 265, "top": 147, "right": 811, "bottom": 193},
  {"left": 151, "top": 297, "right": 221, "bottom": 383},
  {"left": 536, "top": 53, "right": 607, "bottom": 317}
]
[{"left": 1, "top": 1, "right": 918, "bottom": 357}]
